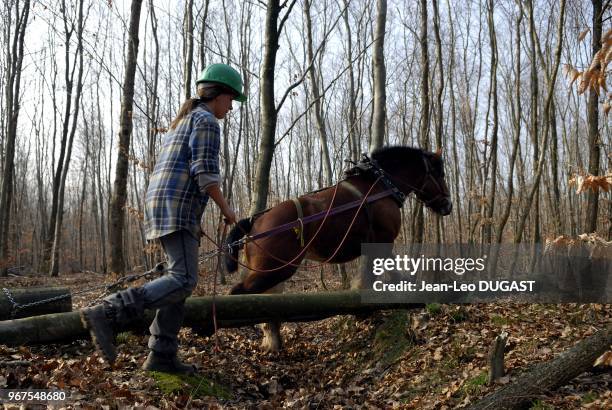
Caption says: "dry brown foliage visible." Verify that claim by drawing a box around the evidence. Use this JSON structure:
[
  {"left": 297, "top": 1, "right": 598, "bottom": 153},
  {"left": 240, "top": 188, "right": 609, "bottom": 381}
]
[
  {"left": 595, "top": 351, "right": 612, "bottom": 368},
  {"left": 124, "top": 205, "right": 144, "bottom": 220},
  {"left": 545, "top": 232, "right": 611, "bottom": 253},
  {"left": 564, "top": 28, "right": 612, "bottom": 115},
  {"left": 574, "top": 232, "right": 612, "bottom": 262},
  {"left": 578, "top": 28, "right": 591, "bottom": 43},
  {"left": 143, "top": 241, "right": 161, "bottom": 255},
  {"left": 568, "top": 172, "right": 612, "bottom": 194}
]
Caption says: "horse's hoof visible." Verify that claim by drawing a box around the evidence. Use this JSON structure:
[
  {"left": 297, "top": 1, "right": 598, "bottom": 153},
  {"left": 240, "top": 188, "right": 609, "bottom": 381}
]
[
  {"left": 260, "top": 339, "right": 282, "bottom": 353},
  {"left": 259, "top": 322, "right": 283, "bottom": 353},
  {"left": 260, "top": 344, "right": 281, "bottom": 354}
]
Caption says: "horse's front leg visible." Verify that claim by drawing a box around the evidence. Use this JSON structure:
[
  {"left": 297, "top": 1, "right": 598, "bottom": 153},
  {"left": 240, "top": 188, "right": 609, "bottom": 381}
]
[
  {"left": 353, "top": 243, "right": 402, "bottom": 289},
  {"left": 260, "top": 282, "right": 284, "bottom": 353}
]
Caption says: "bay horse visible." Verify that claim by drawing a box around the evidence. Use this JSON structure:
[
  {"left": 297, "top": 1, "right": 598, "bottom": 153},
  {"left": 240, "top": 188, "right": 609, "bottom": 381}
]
[{"left": 225, "top": 145, "right": 452, "bottom": 352}]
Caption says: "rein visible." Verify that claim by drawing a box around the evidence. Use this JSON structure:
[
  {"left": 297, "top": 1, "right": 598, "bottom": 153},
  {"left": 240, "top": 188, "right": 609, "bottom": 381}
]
[
  {"left": 245, "top": 187, "right": 395, "bottom": 243},
  {"left": 201, "top": 177, "right": 383, "bottom": 273}
]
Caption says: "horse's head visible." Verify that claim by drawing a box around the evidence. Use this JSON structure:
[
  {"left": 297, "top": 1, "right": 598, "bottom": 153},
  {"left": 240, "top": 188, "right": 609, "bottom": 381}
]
[
  {"left": 370, "top": 146, "right": 453, "bottom": 216},
  {"left": 416, "top": 149, "right": 453, "bottom": 215}
]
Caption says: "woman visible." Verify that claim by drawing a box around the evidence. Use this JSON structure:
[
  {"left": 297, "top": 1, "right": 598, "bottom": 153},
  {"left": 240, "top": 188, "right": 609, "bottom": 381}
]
[{"left": 80, "top": 63, "right": 246, "bottom": 374}]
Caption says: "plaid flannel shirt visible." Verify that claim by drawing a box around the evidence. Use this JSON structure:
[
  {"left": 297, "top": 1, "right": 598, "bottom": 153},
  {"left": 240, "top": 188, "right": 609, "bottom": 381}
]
[{"left": 144, "top": 104, "right": 220, "bottom": 240}]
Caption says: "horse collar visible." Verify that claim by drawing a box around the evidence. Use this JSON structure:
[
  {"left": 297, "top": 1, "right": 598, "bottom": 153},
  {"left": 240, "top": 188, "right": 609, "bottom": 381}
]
[{"left": 360, "top": 154, "right": 406, "bottom": 208}]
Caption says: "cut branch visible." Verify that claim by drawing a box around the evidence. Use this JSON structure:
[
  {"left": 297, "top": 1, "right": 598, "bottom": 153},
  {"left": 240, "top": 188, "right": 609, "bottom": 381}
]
[{"left": 488, "top": 331, "right": 508, "bottom": 384}]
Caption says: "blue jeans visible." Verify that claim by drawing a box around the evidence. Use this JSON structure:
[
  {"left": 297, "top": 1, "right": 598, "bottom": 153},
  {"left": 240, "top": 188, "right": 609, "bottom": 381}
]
[{"left": 104, "top": 230, "right": 199, "bottom": 355}]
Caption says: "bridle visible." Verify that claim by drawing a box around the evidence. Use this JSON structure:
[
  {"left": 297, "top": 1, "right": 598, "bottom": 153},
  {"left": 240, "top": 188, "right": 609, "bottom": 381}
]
[
  {"left": 414, "top": 154, "right": 449, "bottom": 207},
  {"left": 346, "top": 152, "right": 449, "bottom": 208}
]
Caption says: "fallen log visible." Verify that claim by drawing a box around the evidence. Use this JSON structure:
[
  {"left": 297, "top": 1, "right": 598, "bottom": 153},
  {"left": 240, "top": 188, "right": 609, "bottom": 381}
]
[
  {"left": 0, "top": 287, "right": 72, "bottom": 320},
  {"left": 0, "top": 290, "right": 423, "bottom": 346},
  {"left": 468, "top": 323, "right": 612, "bottom": 410}
]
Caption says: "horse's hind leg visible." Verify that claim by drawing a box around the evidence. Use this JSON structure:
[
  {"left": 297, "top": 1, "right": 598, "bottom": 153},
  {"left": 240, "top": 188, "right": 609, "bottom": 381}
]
[{"left": 260, "top": 282, "right": 284, "bottom": 353}]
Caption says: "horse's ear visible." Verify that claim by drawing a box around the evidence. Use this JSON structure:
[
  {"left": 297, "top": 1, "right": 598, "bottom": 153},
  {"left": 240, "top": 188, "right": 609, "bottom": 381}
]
[{"left": 434, "top": 148, "right": 443, "bottom": 159}]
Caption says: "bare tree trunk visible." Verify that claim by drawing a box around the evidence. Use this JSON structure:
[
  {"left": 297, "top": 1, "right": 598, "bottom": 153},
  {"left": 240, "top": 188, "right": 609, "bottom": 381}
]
[
  {"left": 198, "top": 0, "right": 210, "bottom": 70},
  {"left": 585, "top": 0, "right": 602, "bottom": 233},
  {"left": 418, "top": 0, "right": 430, "bottom": 150},
  {"left": 304, "top": 0, "right": 333, "bottom": 185},
  {"left": 413, "top": 0, "right": 429, "bottom": 243},
  {"left": 50, "top": 0, "right": 86, "bottom": 277},
  {"left": 249, "top": 0, "right": 297, "bottom": 214},
  {"left": 528, "top": 0, "right": 541, "bottom": 244},
  {"left": 549, "top": 99, "right": 563, "bottom": 234},
  {"left": 33, "top": 91, "right": 49, "bottom": 271},
  {"left": 130, "top": 143, "right": 148, "bottom": 270},
  {"left": 250, "top": 0, "right": 281, "bottom": 214},
  {"left": 109, "top": 0, "right": 144, "bottom": 275},
  {"left": 183, "top": 0, "right": 194, "bottom": 100},
  {"left": 140, "top": 19, "right": 151, "bottom": 191},
  {"left": 238, "top": 0, "right": 252, "bottom": 207},
  {"left": 432, "top": 0, "right": 443, "bottom": 243},
  {"left": 481, "top": 0, "right": 498, "bottom": 244},
  {"left": 369, "top": 0, "right": 386, "bottom": 152},
  {"left": 146, "top": 0, "right": 160, "bottom": 202},
  {"left": 513, "top": 0, "right": 566, "bottom": 243},
  {"left": 43, "top": 4, "right": 79, "bottom": 272},
  {"left": 496, "top": 5, "right": 522, "bottom": 243},
  {"left": 95, "top": 80, "right": 107, "bottom": 274},
  {"left": 78, "top": 120, "right": 89, "bottom": 269},
  {"left": 446, "top": 0, "right": 462, "bottom": 243},
  {"left": 432, "top": 0, "right": 443, "bottom": 151},
  {"left": 342, "top": 0, "right": 359, "bottom": 162},
  {"left": 0, "top": 0, "right": 30, "bottom": 276}
]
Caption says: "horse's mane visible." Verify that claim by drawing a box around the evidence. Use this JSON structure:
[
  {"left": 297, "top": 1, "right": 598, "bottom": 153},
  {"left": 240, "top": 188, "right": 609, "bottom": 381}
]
[
  {"left": 344, "top": 145, "right": 443, "bottom": 177},
  {"left": 370, "top": 145, "right": 426, "bottom": 165}
]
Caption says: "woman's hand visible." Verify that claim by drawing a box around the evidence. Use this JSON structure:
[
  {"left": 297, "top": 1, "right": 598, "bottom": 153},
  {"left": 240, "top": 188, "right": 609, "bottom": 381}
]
[
  {"left": 205, "top": 184, "right": 237, "bottom": 224},
  {"left": 223, "top": 208, "right": 237, "bottom": 225}
]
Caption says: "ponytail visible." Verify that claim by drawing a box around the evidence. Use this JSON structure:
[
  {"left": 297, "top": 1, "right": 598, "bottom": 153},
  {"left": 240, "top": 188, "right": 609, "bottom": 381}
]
[
  {"left": 169, "top": 98, "right": 200, "bottom": 130},
  {"left": 168, "top": 82, "right": 236, "bottom": 130}
]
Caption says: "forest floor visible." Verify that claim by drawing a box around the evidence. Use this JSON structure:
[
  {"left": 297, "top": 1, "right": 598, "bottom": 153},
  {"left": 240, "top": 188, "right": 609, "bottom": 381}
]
[{"left": 0, "top": 267, "right": 610, "bottom": 409}]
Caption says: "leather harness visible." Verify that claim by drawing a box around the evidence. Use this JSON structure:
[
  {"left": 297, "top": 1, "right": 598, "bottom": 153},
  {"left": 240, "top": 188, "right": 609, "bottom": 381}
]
[{"left": 291, "top": 179, "right": 372, "bottom": 247}]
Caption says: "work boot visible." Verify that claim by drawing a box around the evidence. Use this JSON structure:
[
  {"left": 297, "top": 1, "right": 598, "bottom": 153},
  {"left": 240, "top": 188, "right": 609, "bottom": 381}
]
[
  {"left": 142, "top": 351, "right": 197, "bottom": 375},
  {"left": 80, "top": 304, "right": 117, "bottom": 365}
]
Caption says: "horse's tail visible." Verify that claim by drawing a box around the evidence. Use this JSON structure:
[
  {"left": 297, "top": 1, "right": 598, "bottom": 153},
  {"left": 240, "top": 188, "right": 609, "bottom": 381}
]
[{"left": 225, "top": 217, "right": 253, "bottom": 273}]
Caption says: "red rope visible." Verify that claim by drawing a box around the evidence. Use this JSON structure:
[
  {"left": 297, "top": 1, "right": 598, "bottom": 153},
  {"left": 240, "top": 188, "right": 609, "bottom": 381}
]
[
  {"left": 210, "top": 221, "right": 228, "bottom": 353},
  {"left": 201, "top": 176, "right": 383, "bottom": 274}
]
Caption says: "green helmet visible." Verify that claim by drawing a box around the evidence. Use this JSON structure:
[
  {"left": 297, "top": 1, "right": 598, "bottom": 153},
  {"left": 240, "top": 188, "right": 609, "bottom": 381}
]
[{"left": 196, "top": 63, "right": 247, "bottom": 102}]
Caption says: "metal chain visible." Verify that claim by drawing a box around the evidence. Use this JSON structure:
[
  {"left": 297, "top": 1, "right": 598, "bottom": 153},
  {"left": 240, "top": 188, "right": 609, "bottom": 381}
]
[
  {"left": 5, "top": 290, "right": 79, "bottom": 319},
  {"left": 1, "top": 243, "right": 240, "bottom": 318},
  {"left": 1, "top": 262, "right": 169, "bottom": 318},
  {"left": 104, "top": 262, "right": 167, "bottom": 291},
  {"left": 199, "top": 248, "right": 223, "bottom": 262},
  {"left": 2, "top": 288, "right": 20, "bottom": 319}
]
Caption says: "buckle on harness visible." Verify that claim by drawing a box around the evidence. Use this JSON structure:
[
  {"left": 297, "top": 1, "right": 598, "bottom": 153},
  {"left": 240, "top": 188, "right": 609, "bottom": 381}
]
[
  {"left": 361, "top": 153, "right": 406, "bottom": 207},
  {"left": 291, "top": 197, "right": 305, "bottom": 247}
]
